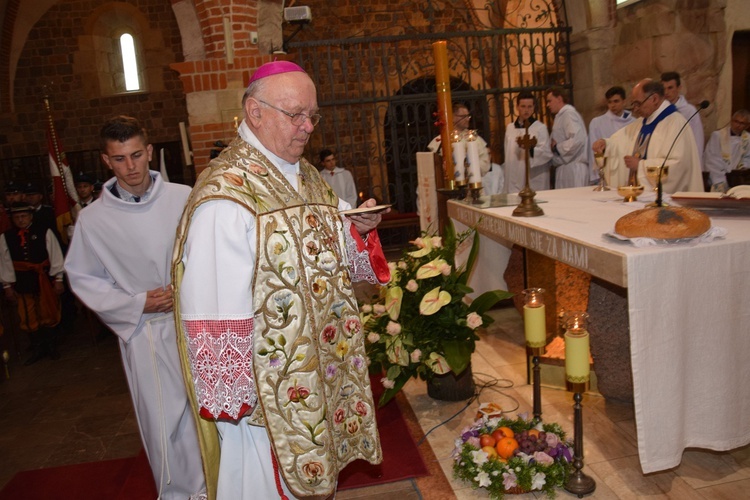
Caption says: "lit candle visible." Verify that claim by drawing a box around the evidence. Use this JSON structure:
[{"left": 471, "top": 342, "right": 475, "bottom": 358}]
[
  {"left": 466, "top": 130, "right": 481, "bottom": 184},
  {"left": 564, "top": 312, "right": 590, "bottom": 384},
  {"left": 522, "top": 288, "right": 546, "bottom": 348},
  {"left": 452, "top": 131, "right": 466, "bottom": 184}
]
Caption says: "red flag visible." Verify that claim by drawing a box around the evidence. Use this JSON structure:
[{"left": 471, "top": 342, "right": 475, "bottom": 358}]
[{"left": 47, "top": 125, "right": 78, "bottom": 245}]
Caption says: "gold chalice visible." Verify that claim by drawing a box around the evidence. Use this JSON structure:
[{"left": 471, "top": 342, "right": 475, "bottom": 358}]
[
  {"left": 617, "top": 185, "right": 644, "bottom": 202},
  {"left": 645, "top": 163, "right": 670, "bottom": 192},
  {"left": 593, "top": 153, "right": 610, "bottom": 191}
]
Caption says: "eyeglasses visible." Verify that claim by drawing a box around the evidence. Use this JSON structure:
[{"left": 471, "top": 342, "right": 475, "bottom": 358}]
[
  {"left": 631, "top": 92, "right": 655, "bottom": 109},
  {"left": 454, "top": 114, "right": 471, "bottom": 121},
  {"left": 257, "top": 99, "right": 322, "bottom": 127}
]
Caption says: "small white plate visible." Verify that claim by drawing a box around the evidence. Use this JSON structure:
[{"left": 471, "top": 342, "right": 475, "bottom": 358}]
[{"left": 339, "top": 204, "right": 391, "bottom": 216}]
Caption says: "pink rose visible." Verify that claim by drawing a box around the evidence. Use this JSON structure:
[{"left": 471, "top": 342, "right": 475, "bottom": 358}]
[
  {"left": 367, "top": 332, "right": 380, "bottom": 343},
  {"left": 410, "top": 349, "right": 422, "bottom": 363},
  {"left": 321, "top": 325, "right": 337, "bottom": 343},
  {"left": 466, "top": 312, "right": 482, "bottom": 329},
  {"left": 406, "top": 279, "right": 418, "bottom": 292},
  {"left": 386, "top": 321, "right": 401, "bottom": 335},
  {"left": 334, "top": 408, "right": 346, "bottom": 424},
  {"left": 355, "top": 401, "right": 368, "bottom": 416},
  {"left": 381, "top": 377, "right": 395, "bottom": 389},
  {"left": 533, "top": 451, "right": 554, "bottom": 465}
]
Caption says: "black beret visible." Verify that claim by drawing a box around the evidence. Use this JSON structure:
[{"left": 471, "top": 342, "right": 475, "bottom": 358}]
[
  {"left": 75, "top": 172, "right": 94, "bottom": 185},
  {"left": 4, "top": 181, "right": 21, "bottom": 194},
  {"left": 23, "top": 182, "right": 42, "bottom": 195}
]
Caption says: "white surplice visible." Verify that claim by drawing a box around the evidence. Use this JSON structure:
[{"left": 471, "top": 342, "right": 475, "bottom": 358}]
[
  {"left": 321, "top": 165, "right": 358, "bottom": 208},
  {"left": 178, "top": 122, "right": 370, "bottom": 500},
  {"left": 503, "top": 119, "right": 553, "bottom": 194},
  {"left": 704, "top": 126, "right": 750, "bottom": 188},
  {"left": 587, "top": 109, "right": 634, "bottom": 182},
  {"left": 675, "top": 94, "right": 705, "bottom": 168},
  {"left": 64, "top": 173, "right": 205, "bottom": 499},
  {"left": 603, "top": 100, "right": 704, "bottom": 193},
  {"left": 550, "top": 104, "right": 589, "bottom": 188}
]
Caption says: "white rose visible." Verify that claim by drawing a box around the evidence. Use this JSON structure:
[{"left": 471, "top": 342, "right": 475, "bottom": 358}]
[{"left": 466, "top": 312, "right": 483, "bottom": 329}]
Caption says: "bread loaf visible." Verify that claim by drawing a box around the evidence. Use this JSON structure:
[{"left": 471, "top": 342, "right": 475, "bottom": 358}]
[{"left": 615, "top": 206, "right": 710, "bottom": 239}]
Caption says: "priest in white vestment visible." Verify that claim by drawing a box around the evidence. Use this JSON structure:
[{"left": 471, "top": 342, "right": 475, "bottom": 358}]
[
  {"left": 662, "top": 71, "right": 705, "bottom": 167},
  {"left": 587, "top": 86, "right": 634, "bottom": 184},
  {"left": 172, "top": 61, "right": 390, "bottom": 500},
  {"left": 592, "top": 79, "right": 704, "bottom": 193},
  {"left": 704, "top": 109, "right": 750, "bottom": 192},
  {"left": 503, "top": 91, "right": 553, "bottom": 193},
  {"left": 65, "top": 116, "right": 206, "bottom": 499},
  {"left": 546, "top": 88, "right": 589, "bottom": 188}
]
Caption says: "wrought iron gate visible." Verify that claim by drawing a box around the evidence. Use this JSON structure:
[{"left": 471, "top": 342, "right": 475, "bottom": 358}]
[{"left": 290, "top": 15, "right": 572, "bottom": 216}]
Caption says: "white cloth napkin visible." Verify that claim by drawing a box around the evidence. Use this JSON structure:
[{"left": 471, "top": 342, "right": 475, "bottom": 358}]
[{"left": 604, "top": 225, "right": 728, "bottom": 247}]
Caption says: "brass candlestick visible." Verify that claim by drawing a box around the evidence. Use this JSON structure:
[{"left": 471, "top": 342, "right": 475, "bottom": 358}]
[{"left": 513, "top": 120, "right": 544, "bottom": 217}]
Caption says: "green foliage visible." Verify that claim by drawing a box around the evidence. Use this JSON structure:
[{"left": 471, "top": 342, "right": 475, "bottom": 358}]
[{"left": 361, "top": 221, "right": 513, "bottom": 406}]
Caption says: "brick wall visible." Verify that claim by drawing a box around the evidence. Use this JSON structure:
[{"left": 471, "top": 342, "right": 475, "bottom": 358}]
[{"left": 0, "top": 0, "right": 187, "bottom": 169}]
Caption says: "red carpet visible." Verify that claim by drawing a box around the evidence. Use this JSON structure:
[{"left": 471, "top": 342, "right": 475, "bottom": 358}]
[{"left": 1, "top": 377, "right": 427, "bottom": 498}]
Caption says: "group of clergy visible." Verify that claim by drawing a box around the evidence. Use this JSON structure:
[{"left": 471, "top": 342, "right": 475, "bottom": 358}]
[{"left": 496, "top": 72, "right": 749, "bottom": 196}]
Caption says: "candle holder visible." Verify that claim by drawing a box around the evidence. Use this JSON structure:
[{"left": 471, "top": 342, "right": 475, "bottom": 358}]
[
  {"left": 563, "top": 311, "right": 596, "bottom": 497},
  {"left": 523, "top": 288, "right": 546, "bottom": 422},
  {"left": 513, "top": 122, "right": 544, "bottom": 217}
]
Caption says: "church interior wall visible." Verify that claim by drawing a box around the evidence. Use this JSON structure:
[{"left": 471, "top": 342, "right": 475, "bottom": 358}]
[{"left": 0, "top": 0, "right": 746, "bottom": 184}]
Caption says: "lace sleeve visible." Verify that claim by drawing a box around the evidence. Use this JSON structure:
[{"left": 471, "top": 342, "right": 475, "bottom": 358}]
[{"left": 343, "top": 218, "right": 390, "bottom": 285}]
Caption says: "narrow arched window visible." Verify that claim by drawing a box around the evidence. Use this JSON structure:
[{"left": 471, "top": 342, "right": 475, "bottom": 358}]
[{"left": 120, "top": 33, "right": 140, "bottom": 91}]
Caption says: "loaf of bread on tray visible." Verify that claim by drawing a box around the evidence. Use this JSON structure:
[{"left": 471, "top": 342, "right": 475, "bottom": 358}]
[{"left": 615, "top": 206, "right": 710, "bottom": 239}]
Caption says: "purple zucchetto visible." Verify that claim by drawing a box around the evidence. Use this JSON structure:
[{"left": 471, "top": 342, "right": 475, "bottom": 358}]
[{"left": 247, "top": 60, "right": 306, "bottom": 87}]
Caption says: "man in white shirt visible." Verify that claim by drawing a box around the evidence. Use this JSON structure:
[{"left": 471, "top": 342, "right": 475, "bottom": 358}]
[
  {"left": 503, "top": 91, "right": 553, "bottom": 193},
  {"left": 704, "top": 109, "right": 750, "bottom": 192},
  {"left": 662, "top": 71, "right": 705, "bottom": 167},
  {"left": 546, "top": 87, "right": 589, "bottom": 188},
  {"left": 319, "top": 148, "right": 358, "bottom": 207},
  {"left": 588, "top": 86, "right": 635, "bottom": 184},
  {"left": 592, "top": 79, "right": 704, "bottom": 193}
]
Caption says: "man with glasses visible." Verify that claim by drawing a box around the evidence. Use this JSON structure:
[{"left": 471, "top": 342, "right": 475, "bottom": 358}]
[
  {"left": 172, "top": 60, "right": 389, "bottom": 499},
  {"left": 592, "top": 79, "right": 703, "bottom": 192},
  {"left": 704, "top": 109, "right": 750, "bottom": 192},
  {"left": 662, "top": 71, "right": 705, "bottom": 165},
  {"left": 427, "top": 102, "right": 490, "bottom": 178}
]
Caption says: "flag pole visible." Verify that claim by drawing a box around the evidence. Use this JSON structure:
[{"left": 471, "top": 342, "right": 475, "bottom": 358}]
[{"left": 42, "top": 87, "right": 71, "bottom": 200}]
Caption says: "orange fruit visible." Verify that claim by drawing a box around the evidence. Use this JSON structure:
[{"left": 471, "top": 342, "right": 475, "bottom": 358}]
[
  {"left": 491, "top": 426, "right": 514, "bottom": 442},
  {"left": 479, "top": 434, "right": 497, "bottom": 448},
  {"left": 527, "top": 428, "right": 540, "bottom": 438},
  {"left": 495, "top": 437, "right": 519, "bottom": 459},
  {"left": 481, "top": 445, "right": 498, "bottom": 458}
]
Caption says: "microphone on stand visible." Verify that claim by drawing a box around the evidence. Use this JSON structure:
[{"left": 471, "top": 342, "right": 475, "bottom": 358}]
[{"left": 655, "top": 100, "right": 709, "bottom": 206}]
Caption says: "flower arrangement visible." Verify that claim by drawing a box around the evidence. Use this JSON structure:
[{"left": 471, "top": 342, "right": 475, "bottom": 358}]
[
  {"left": 362, "top": 222, "right": 512, "bottom": 406},
  {"left": 453, "top": 415, "right": 573, "bottom": 498}
]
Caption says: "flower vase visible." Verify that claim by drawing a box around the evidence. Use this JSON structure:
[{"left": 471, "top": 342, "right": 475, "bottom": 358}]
[{"left": 426, "top": 363, "right": 475, "bottom": 401}]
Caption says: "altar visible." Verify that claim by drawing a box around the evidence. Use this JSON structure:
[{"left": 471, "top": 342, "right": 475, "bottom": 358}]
[{"left": 448, "top": 187, "right": 750, "bottom": 474}]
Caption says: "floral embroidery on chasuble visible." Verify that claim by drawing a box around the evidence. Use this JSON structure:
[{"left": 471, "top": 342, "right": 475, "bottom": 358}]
[{"left": 173, "top": 139, "right": 382, "bottom": 498}]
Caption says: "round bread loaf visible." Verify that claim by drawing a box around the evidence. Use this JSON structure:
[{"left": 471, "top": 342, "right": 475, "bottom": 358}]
[{"left": 615, "top": 206, "right": 710, "bottom": 239}]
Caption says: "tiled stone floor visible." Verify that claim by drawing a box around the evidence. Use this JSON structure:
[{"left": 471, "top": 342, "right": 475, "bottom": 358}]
[{"left": 1, "top": 307, "right": 748, "bottom": 499}]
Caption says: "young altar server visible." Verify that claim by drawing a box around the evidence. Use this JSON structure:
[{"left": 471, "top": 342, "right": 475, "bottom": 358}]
[
  {"left": 64, "top": 116, "right": 206, "bottom": 499},
  {"left": 503, "top": 91, "right": 553, "bottom": 193},
  {"left": 587, "top": 86, "right": 634, "bottom": 184}
]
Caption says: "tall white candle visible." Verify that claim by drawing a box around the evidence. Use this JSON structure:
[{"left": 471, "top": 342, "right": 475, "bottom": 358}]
[
  {"left": 452, "top": 135, "right": 466, "bottom": 183},
  {"left": 466, "top": 132, "right": 481, "bottom": 183}
]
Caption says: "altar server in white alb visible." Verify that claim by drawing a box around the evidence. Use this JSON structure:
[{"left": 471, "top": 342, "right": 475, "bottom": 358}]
[
  {"left": 587, "top": 86, "right": 634, "bottom": 184},
  {"left": 64, "top": 116, "right": 205, "bottom": 499},
  {"left": 662, "top": 71, "right": 705, "bottom": 164},
  {"left": 704, "top": 109, "right": 750, "bottom": 192},
  {"left": 592, "top": 79, "right": 704, "bottom": 193},
  {"left": 546, "top": 87, "right": 589, "bottom": 188},
  {"left": 503, "top": 91, "right": 553, "bottom": 193},
  {"left": 319, "top": 148, "right": 358, "bottom": 207},
  {"left": 427, "top": 102, "right": 491, "bottom": 178}
]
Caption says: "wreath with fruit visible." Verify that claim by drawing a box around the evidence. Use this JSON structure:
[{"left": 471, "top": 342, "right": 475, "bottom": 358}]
[{"left": 453, "top": 415, "right": 573, "bottom": 498}]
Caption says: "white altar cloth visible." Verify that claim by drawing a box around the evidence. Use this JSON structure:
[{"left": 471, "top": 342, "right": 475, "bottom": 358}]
[{"left": 449, "top": 187, "right": 750, "bottom": 473}]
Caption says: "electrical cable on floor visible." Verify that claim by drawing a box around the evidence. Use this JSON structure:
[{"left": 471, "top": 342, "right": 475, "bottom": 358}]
[{"left": 416, "top": 371, "right": 520, "bottom": 447}]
